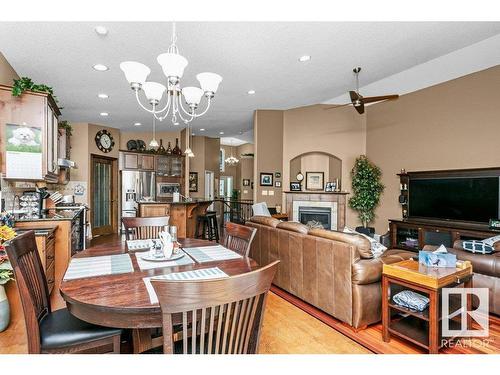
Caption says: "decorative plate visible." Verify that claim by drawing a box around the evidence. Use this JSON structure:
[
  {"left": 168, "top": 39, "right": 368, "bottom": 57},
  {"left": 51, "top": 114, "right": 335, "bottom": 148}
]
[{"left": 140, "top": 252, "right": 185, "bottom": 262}]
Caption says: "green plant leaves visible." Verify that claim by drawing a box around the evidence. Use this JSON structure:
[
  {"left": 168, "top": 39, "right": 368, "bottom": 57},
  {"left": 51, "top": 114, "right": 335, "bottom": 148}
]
[
  {"left": 12, "top": 76, "right": 58, "bottom": 104},
  {"left": 348, "top": 155, "right": 385, "bottom": 227}
]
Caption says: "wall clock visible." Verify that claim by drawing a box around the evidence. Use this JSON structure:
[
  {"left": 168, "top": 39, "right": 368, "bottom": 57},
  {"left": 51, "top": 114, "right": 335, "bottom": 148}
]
[
  {"left": 95, "top": 129, "right": 115, "bottom": 153},
  {"left": 296, "top": 172, "right": 304, "bottom": 182}
]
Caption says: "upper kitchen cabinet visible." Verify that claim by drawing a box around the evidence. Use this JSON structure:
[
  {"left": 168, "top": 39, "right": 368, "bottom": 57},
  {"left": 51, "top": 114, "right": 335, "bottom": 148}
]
[
  {"left": 0, "top": 85, "right": 61, "bottom": 182},
  {"left": 119, "top": 151, "right": 155, "bottom": 171}
]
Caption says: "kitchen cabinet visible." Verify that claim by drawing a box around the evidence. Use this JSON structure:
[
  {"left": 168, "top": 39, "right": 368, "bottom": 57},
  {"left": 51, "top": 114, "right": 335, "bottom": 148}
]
[
  {"left": 138, "top": 203, "right": 171, "bottom": 217},
  {"left": 0, "top": 85, "right": 60, "bottom": 182},
  {"left": 119, "top": 151, "right": 155, "bottom": 171},
  {"left": 156, "top": 155, "right": 183, "bottom": 177}
]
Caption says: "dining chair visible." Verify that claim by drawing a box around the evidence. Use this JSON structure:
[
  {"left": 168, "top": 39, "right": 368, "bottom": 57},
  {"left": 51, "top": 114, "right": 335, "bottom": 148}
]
[
  {"left": 5, "top": 231, "right": 122, "bottom": 354},
  {"left": 222, "top": 222, "right": 257, "bottom": 257},
  {"left": 122, "top": 216, "right": 169, "bottom": 240},
  {"left": 151, "top": 260, "right": 279, "bottom": 354}
]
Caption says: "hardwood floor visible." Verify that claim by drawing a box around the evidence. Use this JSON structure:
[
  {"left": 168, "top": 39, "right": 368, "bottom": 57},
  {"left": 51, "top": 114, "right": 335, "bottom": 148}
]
[{"left": 272, "top": 286, "right": 500, "bottom": 354}]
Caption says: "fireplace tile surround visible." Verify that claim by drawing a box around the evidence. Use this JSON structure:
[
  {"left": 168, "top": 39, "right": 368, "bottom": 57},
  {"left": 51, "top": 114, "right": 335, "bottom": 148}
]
[{"left": 285, "top": 191, "right": 348, "bottom": 231}]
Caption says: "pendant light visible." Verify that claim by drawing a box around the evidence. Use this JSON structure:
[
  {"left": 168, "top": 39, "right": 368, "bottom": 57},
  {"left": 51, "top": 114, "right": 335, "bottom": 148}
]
[{"left": 149, "top": 103, "right": 159, "bottom": 148}]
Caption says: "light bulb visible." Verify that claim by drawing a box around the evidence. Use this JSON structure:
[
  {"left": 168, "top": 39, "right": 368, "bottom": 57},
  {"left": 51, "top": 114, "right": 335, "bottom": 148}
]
[{"left": 149, "top": 139, "right": 159, "bottom": 148}]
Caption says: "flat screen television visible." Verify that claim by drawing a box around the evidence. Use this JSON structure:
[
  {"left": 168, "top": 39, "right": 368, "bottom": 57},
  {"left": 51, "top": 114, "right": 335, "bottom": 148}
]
[{"left": 408, "top": 176, "right": 500, "bottom": 223}]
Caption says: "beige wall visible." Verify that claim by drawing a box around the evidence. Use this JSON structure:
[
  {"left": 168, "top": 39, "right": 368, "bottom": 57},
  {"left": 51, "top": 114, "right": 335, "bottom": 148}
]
[
  {"left": 188, "top": 136, "right": 221, "bottom": 199},
  {"left": 254, "top": 110, "right": 284, "bottom": 207},
  {"left": 0, "top": 52, "right": 18, "bottom": 85},
  {"left": 366, "top": 65, "right": 500, "bottom": 233},
  {"left": 238, "top": 143, "right": 254, "bottom": 200},
  {"left": 282, "top": 104, "right": 366, "bottom": 228}
]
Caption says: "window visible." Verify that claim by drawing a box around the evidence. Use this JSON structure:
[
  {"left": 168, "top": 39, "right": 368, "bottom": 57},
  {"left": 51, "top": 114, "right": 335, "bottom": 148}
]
[{"left": 219, "top": 148, "right": 225, "bottom": 172}]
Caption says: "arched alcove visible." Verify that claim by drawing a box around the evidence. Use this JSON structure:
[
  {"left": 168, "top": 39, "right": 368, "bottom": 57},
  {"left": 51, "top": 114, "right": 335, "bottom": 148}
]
[{"left": 289, "top": 151, "right": 342, "bottom": 189}]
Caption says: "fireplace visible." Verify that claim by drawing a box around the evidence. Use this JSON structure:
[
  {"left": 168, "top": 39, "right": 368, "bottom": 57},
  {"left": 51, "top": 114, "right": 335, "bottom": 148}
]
[{"left": 299, "top": 206, "right": 331, "bottom": 229}]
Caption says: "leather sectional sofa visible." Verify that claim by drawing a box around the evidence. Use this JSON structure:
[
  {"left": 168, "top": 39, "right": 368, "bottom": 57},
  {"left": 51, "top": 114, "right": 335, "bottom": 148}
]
[{"left": 246, "top": 216, "right": 414, "bottom": 329}]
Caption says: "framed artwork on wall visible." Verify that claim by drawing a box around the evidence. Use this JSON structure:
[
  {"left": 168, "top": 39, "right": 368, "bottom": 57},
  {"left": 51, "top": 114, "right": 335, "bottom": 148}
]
[
  {"left": 189, "top": 172, "right": 198, "bottom": 192},
  {"left": 260, "top": 172, "right": 273, "bottom": 186},
  {"left": 306, "top": 172, "right": 324, "bottom": 191},
  {"left": 243, "top": 178, "right": 250, "bottom": 186},
  {"left": 275, "top": 181, "right": 281, "bottom": 188},
  {"left": 275, "top": 172, "right": 281, "bottom": 178},
  {"left": 290, "top": 182, "right": 301, "bottom": 191}
]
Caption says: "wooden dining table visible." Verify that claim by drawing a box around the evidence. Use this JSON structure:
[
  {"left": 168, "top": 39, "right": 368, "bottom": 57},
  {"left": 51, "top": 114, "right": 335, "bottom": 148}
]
[{"left": 59, "top": 237, "right": 260, "bottom": 353}]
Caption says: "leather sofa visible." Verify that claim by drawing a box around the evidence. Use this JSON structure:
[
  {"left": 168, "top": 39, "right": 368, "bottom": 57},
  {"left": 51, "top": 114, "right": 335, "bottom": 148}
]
[
  {"left": 424, "top": 240, "right": 500, "bottom": 316},
  {"left": 246, "top": 216, "right": 414, "bottom": 329}
]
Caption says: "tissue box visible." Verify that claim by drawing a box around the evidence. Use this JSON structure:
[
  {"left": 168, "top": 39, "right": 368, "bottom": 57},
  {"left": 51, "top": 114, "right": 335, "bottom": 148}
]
[{"left": 418, "top": 251, "right": 457, "bottom": 268}]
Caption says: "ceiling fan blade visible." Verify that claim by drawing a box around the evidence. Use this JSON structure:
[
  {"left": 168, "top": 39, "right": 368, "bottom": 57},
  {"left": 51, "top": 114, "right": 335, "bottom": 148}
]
[
  {"left": 349, "top": 90, "right": 360, "bottom": 103},
  {"left": 323, "top": 103, "right": 352, "bottom": 110},
  {"left": 354, "top": 101, "right": 364, "bottom": 114},
  {"left": 362, "top": 94, "right": 399, "bottom": 104}
]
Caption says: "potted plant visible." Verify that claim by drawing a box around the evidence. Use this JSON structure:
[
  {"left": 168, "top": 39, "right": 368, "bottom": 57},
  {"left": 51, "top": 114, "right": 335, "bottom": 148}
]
[
  {"left": 0, "top": 224, "right": 16, "bottom": 332},
  {"left": 348, "top": 155, "right": 384, "bottom": 237}
]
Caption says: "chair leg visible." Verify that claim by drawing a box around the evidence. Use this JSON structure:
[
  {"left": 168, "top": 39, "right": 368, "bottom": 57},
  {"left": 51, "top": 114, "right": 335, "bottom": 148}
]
[
  {"left": 212, "top": 216, "right": 219, "bottom": 242},
  {"left": 112, "top": 334, "right": 121, "bottom": 353},
  {"left": 207, "top": 219, "right": 213, "bottom": 241}
]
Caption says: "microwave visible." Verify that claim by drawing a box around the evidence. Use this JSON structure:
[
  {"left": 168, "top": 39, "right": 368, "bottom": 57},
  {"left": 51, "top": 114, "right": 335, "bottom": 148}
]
[{"left": 157, "top": 182, "right": 180, "bottom": 198}]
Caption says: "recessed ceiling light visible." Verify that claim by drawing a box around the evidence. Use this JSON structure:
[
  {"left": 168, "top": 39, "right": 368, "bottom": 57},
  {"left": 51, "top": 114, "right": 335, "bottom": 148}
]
[
  {"left": 94, "top": 26, "right": 108, "bottom": 36},
  {"left": 200, "top": 128, "right": 205, "bottom": 131},
  {"left": 219, "top": 131, "right": 224, "bottom": 135},
  {"left": 134, "top": 122, "right": 141, "bottom": 126},
  {"left": 298, "top": 55, "right": 311, "bottom": 62},
  {"left": 100, "top": 112, "right": 109, "bottom": 117},
  {"left": 247, "top": 90, "right": 256, "bottom": 95},
  {"left": 93, "top": 64, "right": 109, "bottom": 72},
  {"left": 97, "top": 93, "right": 109, "bottom": 99}
]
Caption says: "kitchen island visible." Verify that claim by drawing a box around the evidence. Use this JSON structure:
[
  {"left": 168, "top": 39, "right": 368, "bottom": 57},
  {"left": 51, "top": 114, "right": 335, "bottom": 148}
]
[{"left": 137, "top": 200, "right": 212, "bottom": 238}]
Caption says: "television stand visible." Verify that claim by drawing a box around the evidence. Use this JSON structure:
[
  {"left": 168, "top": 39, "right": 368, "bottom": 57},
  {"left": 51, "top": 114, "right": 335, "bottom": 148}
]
[{"left": 389, "top": 218, "right": 499, "bottom": 252}]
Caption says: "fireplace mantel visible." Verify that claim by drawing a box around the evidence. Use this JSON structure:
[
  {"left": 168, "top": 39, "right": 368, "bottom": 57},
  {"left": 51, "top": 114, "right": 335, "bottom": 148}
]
[{"left": 284, "top": 191, "right": 348, "bottom": 230}]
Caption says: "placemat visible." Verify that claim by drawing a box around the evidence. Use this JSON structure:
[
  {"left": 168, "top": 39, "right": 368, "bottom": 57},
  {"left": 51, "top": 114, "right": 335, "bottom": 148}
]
[
  {"left": 182, "top": 245, "right": 242, "bottom": 263},
  {"left": 64, "top": 254, "right": 133, "bottom": 280},
  {"left": 143, "top": 267, "right": 229, "bottom": 304},
  {"left": 134, "top": 252, "right": 194, "bottom": 271}
]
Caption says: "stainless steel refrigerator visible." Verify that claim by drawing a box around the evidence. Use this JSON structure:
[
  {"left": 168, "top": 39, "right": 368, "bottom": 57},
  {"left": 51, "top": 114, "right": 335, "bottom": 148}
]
[{"left": 121, "top": 170, "right": 156, "bottom": 222}]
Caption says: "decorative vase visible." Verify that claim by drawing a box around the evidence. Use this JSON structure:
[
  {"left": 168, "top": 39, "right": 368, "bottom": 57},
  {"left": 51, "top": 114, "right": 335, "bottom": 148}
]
[
  {"left": 0, "top": 284, "right": 10, "bottom": 332},
  {"left": 166, "top": 141, "right": 172, "bottom": 155},
  {"left": 173, "top": 138, "right": 182, "bottom": 155}
]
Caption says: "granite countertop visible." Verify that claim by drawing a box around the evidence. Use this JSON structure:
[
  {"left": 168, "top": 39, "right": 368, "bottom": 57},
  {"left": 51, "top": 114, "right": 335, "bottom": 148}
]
[
  {"left": 15, "top": 227, "right": 57, "bottom": 236},
  {"left": 12, "top": 207, "right": 84, "bottom": 222}
]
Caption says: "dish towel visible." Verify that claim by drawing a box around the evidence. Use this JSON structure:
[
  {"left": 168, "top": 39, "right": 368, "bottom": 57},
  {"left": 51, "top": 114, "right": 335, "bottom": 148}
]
[
  {"left": 143, "top": 267, "right": 229, "bottom": 304},
  {"left": 64, "top": 254, "right": 133, "bottom": 280},
  {"left": 392, "top": 290, "right": 430, "bottom": 312},
  {"left": 134, "top": 252, "right": 194, "bottom": 271},
  {"left": 182, "top": 245, "right": 242, "bottom": 263}
]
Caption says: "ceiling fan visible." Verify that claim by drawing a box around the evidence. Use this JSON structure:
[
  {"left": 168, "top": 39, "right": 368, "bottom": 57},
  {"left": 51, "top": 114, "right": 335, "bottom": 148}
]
[{"left": 325, "top": 67, "right": 399, "bottom": 114}]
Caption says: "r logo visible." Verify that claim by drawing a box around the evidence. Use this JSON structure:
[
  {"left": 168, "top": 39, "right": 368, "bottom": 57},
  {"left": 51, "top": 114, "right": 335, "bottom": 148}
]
[{"left": 442, "top": 288, "right": 489, "bottom": 337}]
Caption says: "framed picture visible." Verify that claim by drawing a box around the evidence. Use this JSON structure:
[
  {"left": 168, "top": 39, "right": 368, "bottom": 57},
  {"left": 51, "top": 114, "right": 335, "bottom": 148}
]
[
  {"left": 325, "top": 181, "right": 336, "bottom": 192},
  {"left": 260, "top": 172, "right": 273, "bottom": 186},
  {"left": 306, "top": 172, "right": 324, "bottom": 191},
  {"left": 275, "top": 181, "right": 282, "bottom": 188},
  {"left": 243, "top": 179, "right": 250, "bottom": 186},
  {"left": 189, "top": 172, "right": 198, "bottom": 192},
  {"left": 275, "top": 172, "right": 281, "bottom": 178},
  {"left": 290, "top": 182, "right": 301, "bottom": 191}
]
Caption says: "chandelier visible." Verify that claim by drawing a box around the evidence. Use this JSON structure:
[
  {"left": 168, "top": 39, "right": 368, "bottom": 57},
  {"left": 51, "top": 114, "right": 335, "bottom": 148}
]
[
  {"left": 119, "top": 23, "right": 222, "bottom": 148},
  {"left": 225, "top": 140, "right": 239, "bottom": 166}
]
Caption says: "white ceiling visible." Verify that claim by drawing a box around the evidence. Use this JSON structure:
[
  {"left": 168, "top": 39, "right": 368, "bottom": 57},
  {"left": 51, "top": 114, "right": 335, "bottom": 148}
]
[{"left": 1, "top": 22, "right": 500, "bottom": 140}]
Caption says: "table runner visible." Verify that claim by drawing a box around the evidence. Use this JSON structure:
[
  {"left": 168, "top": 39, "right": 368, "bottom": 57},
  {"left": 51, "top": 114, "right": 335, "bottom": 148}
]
[
  {"left": 143, "top": 267, "right": 229, "bottom": 304},
  {"left": 63, "top": 254, "right": 133, "bottom": 280},
  {"left": 134, "top": 252, "right": 194, "bottom": 270},
  {"left": 182, "top": 245, "right": 242, "bottom": 263}
]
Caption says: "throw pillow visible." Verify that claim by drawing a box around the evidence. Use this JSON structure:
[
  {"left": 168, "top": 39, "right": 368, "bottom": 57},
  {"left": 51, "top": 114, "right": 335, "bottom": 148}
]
[
  {"left": 482, "top": 234, "right": 500, "bottom": 249},
  {"left": 343, "top": 226, "right": 387, "bottom": 257},
  {"left": 462, "top": 240, "right": 495, "bottom": 254}
]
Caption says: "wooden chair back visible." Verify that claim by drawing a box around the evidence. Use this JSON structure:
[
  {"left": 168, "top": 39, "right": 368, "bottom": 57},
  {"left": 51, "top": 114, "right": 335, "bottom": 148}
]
[
  {"left": 222, "top": 222, "right": 257, "bottom": 257},
  {"left": 151, "top": 260, "right": 279, "bottom": 354},
  {"left": 122, "top": 216, "right": 170, "bottom": 240},
  {"left": 5, "top": 231, "right": 50, "bottom": 353}
]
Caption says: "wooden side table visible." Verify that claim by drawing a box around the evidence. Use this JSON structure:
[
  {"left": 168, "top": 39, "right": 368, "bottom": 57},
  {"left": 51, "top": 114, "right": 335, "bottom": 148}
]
[{"left": 382, "top": 259, "right": 473, "bottom": 353}]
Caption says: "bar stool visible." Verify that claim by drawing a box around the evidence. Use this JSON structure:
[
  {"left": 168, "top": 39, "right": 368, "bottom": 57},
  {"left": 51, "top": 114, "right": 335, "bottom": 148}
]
[{"left": 195, "top": 211, "right": 220, "bottom": 242}]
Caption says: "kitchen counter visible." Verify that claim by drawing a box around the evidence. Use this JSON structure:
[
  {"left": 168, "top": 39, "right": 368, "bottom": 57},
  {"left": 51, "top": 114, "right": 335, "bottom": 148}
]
[
  {"left": 10, "top": 207, "right": 84, "bottom": 222},
  {"left": 137, "top": 199, "right": 212, "bottom": 205},
  {"left": 137, "top": 200, "right": 213, "bottom": 238}
]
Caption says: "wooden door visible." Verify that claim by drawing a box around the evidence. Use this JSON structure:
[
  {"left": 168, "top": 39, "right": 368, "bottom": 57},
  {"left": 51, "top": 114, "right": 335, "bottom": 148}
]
[{"left": 91, "top": 154, "right": 118, "bottom": 236}]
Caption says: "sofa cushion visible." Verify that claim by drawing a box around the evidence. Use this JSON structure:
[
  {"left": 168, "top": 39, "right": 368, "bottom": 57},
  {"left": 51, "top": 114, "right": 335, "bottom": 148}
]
[
  {"left": 309, "top": 228, "right": 373, "bottom": 259},
  {"left": 248, "top": 216, "right": 280, "bottom": 228},
  {"left": 276, "top": 221, "right": 309, "bottom": 234}
]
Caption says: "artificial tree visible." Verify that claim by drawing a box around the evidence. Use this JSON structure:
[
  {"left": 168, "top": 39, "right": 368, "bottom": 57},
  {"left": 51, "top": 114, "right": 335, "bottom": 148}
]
[{"left": 348, "top": 155, "right": 384, "bottom": 234}]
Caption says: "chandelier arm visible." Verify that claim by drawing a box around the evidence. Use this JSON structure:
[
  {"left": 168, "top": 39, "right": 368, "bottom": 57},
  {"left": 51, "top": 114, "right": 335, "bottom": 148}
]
[
  {"left": 154, "top": 95, "right": 172, "bottom": 121},
  {"left": 190, "top": 97, "right": 212, "bottom": 118},
  {"left": 154, "top": 91, "right": 172, "bottom": 114},
  {"left": 175, "top": 94, "right": 195, "bottom": 123},
  {"left": 135, "top": 90, "right": 156, "bottom": 114}
]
